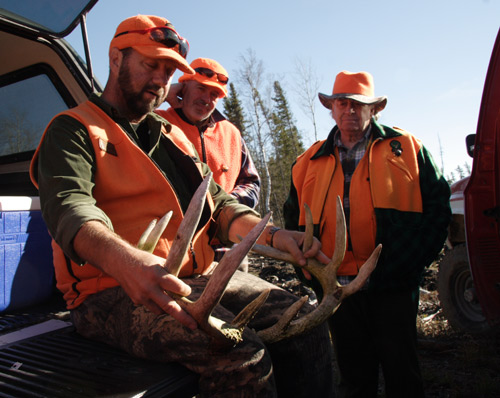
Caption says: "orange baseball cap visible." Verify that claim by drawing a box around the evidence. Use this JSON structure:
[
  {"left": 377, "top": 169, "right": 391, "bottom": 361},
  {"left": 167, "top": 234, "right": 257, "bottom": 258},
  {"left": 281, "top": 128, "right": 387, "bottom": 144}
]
[
  {"left": 178, "top": 58, "right": 229, "bottom": 97},
  {"left": 109, "top": 15, "right": 194, "bottom": 75},
  {"left": 319, "top": 71, "right": 387, "bottom": 112}
]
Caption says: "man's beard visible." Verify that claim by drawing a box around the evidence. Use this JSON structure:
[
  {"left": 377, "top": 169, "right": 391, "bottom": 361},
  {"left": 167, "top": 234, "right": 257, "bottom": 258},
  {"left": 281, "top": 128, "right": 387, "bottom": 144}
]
[{"left": 118, "top": 60, "right": 165, "bottom": 119}]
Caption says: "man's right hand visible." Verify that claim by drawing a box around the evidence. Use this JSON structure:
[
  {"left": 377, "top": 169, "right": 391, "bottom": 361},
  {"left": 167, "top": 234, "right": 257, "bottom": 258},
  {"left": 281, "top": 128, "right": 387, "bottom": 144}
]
[
  {"left": 73, "top": 221, "right": 197, "bottom": 330},
  {"left": 165, "top": 82, "right": 184, "bottom": 108}
]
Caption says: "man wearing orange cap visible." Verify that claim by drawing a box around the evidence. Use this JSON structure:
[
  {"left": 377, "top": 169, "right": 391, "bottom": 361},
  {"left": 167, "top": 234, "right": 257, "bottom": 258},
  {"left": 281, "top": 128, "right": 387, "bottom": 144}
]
[
  {"left": 30, "top": 15, "right": 334, "bottom": 397},
  {"left": 156, "top": 58, "right": 260, "bottom": 269},
  {"left": 284, "top": 71, "right": 451, "bottom": 397}
]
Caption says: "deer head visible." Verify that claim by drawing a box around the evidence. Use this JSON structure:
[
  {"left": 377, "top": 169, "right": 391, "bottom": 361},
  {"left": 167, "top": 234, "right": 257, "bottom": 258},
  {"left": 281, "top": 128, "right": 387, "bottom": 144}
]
[{"left": 138, "top": 173, "right": 381, "bottom": 348}]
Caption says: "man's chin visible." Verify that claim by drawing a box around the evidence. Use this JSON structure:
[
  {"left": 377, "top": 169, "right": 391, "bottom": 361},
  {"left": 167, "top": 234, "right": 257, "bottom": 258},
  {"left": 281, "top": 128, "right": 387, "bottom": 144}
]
[{"left": 193, "top": 107, "right": 211, "bottom": 120}]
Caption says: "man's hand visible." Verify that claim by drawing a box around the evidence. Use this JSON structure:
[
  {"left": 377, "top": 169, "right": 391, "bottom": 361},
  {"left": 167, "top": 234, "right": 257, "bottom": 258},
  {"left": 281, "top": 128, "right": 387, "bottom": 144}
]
[
  {"left": 271, "top": 229, "right": 330, "bottom": 269},
  {"left": 227, "top": 214, "right": 330, "bottom": 273},
  {"left": 73, "top": 221, "right": 197, "bottom": 330},
  {"left": 165, "top": 82, "right": 185, "bottom": 108}
]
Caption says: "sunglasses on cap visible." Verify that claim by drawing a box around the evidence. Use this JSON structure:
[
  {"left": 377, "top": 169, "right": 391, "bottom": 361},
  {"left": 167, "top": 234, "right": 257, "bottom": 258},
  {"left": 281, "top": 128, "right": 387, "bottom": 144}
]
[
  {"left": 114, "top": 26, "right": 189, "bottom": 58},
  {"left": 194, "top": 67, "right": 229, "bottom": 84}
]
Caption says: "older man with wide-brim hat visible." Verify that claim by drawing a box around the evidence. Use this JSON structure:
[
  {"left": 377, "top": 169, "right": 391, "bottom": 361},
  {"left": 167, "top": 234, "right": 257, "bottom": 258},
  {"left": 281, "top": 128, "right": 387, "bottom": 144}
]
[
  {"left": 318, "top": 70, "right": 387, "bottom": 110},
  {"left": 284, "top": 70, "right": 451, "bottom": 397},
  {"left": 318, "top": 71, "right": 388, "bottom": 149}
]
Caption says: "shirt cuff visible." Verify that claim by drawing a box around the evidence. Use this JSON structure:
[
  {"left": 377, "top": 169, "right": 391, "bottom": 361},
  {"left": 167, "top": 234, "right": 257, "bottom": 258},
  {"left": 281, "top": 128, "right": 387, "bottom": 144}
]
[
  {"left": 55, "top": 205, "right": 113, "bottom": 265},
  {"left": 215, "top": 203, "right": 260, "bottom": 245}
]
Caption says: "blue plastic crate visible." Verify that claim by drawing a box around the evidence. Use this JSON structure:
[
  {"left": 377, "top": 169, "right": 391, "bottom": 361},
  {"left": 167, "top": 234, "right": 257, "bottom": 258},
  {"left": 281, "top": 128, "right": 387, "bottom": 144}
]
[{"left": 0, "top": 205, "right": 54, "bottom": 313}]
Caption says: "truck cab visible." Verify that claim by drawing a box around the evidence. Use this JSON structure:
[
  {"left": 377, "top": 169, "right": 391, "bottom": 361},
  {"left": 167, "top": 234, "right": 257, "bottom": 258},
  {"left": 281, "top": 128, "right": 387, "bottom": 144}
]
[
  {"left": 438, "top": 27, "right": 500, "bottom": 334},
  {"left": 0, "top": 2, "right": 198, "bottom": 396}
]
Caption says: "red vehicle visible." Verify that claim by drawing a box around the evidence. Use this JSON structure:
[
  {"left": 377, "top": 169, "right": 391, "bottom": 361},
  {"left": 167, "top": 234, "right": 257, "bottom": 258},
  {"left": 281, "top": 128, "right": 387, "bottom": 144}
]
[{"left": 438, "top": 28, "right": 500, "bottom": 333}]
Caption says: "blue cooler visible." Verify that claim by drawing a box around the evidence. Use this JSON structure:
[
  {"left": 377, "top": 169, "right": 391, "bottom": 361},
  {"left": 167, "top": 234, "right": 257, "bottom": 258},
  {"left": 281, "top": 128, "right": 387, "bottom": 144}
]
[{"left": 0, "top": 197, "right": 54, "bottom": 312}]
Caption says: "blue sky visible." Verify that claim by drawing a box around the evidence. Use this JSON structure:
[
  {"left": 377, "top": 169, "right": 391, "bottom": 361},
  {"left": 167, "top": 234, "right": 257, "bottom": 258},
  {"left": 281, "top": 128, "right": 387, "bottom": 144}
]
[{"left": 67, "top": 0, "right": 500, "bottom": 178}]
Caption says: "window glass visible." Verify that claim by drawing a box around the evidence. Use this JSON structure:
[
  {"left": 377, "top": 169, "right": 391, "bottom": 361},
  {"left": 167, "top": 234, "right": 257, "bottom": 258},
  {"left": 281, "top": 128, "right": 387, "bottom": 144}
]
[
  {"left": 0, "top": 0, "right": 94, "bottom": 36},
  {"left": 0, "top": 74, "right": 67, "bottom": 157}
]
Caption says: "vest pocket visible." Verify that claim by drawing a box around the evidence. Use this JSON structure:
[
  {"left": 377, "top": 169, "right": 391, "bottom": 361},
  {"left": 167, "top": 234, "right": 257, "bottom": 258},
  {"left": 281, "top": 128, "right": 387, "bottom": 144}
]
[{"left": 386, "top": 156, "right": 414, "bottom": 182}]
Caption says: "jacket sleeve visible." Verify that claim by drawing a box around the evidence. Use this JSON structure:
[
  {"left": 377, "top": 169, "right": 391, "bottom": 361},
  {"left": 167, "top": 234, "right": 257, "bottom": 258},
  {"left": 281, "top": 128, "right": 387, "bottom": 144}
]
[
  {"left": 283, "top": 161, "right": 301, "bottom": 231},
  {"left": 36, "top": 115, "right": 113, "bottom": 264},
  {"left": 228, "top": 137, "right": 261, "bottom": 209},
  {"left": 416, "top": 145, "right": 452, "bottom": 267}
]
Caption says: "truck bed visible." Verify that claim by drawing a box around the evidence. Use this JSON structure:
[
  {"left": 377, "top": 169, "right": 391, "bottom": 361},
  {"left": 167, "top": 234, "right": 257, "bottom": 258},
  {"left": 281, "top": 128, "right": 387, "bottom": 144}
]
[{"left": 0, "top": 296, "right": 199, "bottom": 398}]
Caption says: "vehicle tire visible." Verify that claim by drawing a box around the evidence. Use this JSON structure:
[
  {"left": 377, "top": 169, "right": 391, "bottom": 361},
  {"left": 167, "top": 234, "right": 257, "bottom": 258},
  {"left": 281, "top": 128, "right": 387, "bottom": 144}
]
[{"left": 437, "top": 244, "right": 490, "bottom": 333}]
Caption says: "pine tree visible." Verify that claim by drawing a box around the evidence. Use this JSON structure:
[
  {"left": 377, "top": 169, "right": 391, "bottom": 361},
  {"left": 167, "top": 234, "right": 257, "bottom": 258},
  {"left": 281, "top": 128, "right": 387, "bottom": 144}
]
[
  {"left": 268, "top": 81, "right": 305, "bottom": 225},
  {"left": 222, "top": 83, "right": 249, "bottom": 141}
]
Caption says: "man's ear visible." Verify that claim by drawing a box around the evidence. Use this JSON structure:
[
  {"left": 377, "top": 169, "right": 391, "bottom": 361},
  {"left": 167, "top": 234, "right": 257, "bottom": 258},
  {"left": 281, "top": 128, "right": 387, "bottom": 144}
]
[{"left": 109, "top": 47, "right": 123, "bottom": 76}]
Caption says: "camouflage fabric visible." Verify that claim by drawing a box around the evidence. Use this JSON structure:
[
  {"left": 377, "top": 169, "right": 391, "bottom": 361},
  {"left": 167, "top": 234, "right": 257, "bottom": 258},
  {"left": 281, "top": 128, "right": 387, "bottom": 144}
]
[{"left": 71, "top": 270, "right": 334, "bottom": 398}]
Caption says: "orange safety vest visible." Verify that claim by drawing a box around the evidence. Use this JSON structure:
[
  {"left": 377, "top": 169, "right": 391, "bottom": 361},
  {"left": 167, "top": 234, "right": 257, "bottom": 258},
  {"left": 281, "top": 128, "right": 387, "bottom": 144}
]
[
  {"left": 157, "top": 108, "right": 242, "bottom": 193},
  {"left": 292, "top": 128, "right": 423, "bottom": 275},
  {"left": 30, "top": 101, "right": 215, "bottom": 309}
]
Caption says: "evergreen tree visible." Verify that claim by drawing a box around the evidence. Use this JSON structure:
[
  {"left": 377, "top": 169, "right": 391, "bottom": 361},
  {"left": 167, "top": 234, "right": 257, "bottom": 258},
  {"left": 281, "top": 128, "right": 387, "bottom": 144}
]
[
  {"left": 267, "top": 81, "right": 305, "bottom": 225},
  {"left": 222, "top": 83, "right": 249, "bottom": 141},
  {"left": 271, "top": 81, "right": 304, "bottom": 161}
]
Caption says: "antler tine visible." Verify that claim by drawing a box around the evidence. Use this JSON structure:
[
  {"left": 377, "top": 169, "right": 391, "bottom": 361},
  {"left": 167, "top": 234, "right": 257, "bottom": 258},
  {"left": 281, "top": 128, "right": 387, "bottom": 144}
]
[
  {"left": 139, "top": 176, "right": 272, "bottom": 348},
  {"left": 137, "top": 211, "right": 173, "bottom": 253},
  {"left": 164, "top": 172, "right": 212, "bottom": 277},
  {"left": 175, "top": 212, "right": 272, "bottom": 348},
  {"left": 302, "top": 203, "right": 314, "bottom": 253},
  {"left": 231, "top": 288, "right": 271, "bottom": 329},
  {"left": 253, "top": 196, "right": 381, "bottom": 344},
  {"left": 137, "top": 219, "right": 157, "bottom": 252}
]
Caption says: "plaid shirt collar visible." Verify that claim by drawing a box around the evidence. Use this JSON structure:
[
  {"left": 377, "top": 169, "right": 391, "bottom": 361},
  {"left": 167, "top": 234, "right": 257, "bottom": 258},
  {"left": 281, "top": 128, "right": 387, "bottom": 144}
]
[
  {"left": 310, "top": 117, "right": 402, "bottom": 161},
  {"left": 333, "top": 125, "right": 372, "bottom": 164}
]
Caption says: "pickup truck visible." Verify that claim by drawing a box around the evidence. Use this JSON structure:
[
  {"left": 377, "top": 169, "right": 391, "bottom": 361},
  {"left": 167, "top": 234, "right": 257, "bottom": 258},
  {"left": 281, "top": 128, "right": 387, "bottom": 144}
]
[
  {"left": 437, "top": 27, "right": 500, "bottom": 334},
  {"left": 0, "top": 1, "right": 198, "bottom": 396}
]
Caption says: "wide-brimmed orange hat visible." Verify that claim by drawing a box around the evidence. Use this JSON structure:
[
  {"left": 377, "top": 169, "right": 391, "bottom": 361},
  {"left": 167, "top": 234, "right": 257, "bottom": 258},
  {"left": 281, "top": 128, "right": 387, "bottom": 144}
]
[
  {"left": 109, "top": 15, "right": 194, "bottom": 75},
  {"left": 178, "top": 58, "right": 229, "bottom": 97},
  {"left": 318, "top": 71, "right": 387, "bottom": 112}
]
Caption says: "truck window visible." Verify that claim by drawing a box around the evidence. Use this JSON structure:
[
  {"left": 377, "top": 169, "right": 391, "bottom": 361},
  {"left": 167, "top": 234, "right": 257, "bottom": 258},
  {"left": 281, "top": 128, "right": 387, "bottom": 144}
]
[
  {"left": 0, "top": 63, "right": 75, "bottom": 195},
  {"left": 0, "top": 66, "right": 69, "bottom": 157}
]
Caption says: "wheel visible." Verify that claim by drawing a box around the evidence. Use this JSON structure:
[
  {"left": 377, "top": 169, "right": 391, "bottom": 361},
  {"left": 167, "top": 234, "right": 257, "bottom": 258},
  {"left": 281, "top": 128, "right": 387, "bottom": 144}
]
[{"left": 437, "top": 244, "right": 490, "bottom": 333}]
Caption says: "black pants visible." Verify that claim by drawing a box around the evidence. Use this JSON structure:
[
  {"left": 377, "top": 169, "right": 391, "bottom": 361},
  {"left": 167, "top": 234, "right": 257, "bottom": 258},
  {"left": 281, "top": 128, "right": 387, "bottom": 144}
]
[{"left": 329, "top": 288, "right": 424, "bottom": 398}]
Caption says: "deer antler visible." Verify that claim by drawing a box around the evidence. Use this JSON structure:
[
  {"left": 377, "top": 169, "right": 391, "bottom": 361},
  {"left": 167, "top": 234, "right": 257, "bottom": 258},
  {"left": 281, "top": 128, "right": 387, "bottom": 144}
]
[
  {"left": 139, "top": 176, "right": 380, "bottom": 347},
  {"left": 252, "top": 197, "right": 382, "bottom": 344},
  {"left": 139, "top": 172, "right": 271, "bottom": 348}
]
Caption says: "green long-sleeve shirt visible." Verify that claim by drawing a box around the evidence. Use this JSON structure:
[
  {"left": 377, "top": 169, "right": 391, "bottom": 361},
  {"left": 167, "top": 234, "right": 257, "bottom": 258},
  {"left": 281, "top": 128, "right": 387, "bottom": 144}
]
[{"left": 33, "top": 94, "right": 257, "bottom": 264}]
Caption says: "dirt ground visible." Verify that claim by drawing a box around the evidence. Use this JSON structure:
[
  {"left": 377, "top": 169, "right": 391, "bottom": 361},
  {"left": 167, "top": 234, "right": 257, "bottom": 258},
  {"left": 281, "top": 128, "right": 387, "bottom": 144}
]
[{"left": 247, "top": 254, "right": 500, "bottom": 398}]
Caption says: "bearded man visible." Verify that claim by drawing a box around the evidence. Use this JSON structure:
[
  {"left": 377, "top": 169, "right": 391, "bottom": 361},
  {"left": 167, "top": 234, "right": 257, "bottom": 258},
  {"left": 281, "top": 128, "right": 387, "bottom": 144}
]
[{"left": 30, "top": 14, "right": 334, "bottom": 397}]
